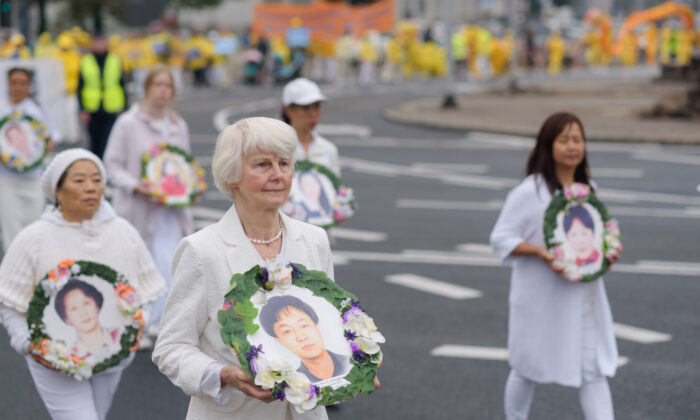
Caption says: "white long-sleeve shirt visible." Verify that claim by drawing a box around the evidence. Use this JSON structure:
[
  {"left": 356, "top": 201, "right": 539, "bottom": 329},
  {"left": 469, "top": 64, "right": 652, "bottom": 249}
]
[{"left": 295, "top": 133, "right": 340, "bottom": 177}]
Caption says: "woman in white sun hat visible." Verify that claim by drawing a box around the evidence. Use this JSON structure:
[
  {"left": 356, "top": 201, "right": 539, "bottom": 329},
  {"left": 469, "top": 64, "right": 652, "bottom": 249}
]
[{"left": 280, "top": 78, "right": 340, "bottom": 177}]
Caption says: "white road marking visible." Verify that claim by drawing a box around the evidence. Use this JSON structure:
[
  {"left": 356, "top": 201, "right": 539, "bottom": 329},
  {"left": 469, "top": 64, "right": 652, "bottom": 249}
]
[
  {"left": 330, "top": 227, "right": 388, "bottom": 242},
  {"left": 385, "top": 274, "right": 482, "bottom": 299},
  {"left": 607, "top": 206, "right": 700, "bottom": 218},
  {"left": 456, "top": 243, "right": 495, "bottom": 254},
  {"left": 193, "top": 206, "right": 226, "bottom": 220},
  {"left": 593, "top": 168, "right": 644, "bottom": 179},
  {"left": 431, "top": 345, "right": 509, "bottom": 360},
  {"left": 633, "top": 151, "right": 700, "bottom": 166},
  {"left": 213, "top": 98, "right": 280, "bottom": 132},
  {"left": 431, "top": 344, "right": 630, "bottom": 366},
  {"left": 203, "top": 191, "right": 231, "bottom": 201},
  {"left": 316, "top": 123, "right": 371, "bottom": 138},
  {"left": 411, "top": 162, "right": 489, "bottom": 174},
  {"left": 333, "top": 248, "right": 700, "bottom": 276},
  {"left": 613, "top": 323, "right": 672, "bottom": 344}
]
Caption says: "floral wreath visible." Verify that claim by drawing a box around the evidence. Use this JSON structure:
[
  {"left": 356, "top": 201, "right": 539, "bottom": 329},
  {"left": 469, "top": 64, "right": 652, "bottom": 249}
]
[
  {"left": 218, "top": 259, "right": 383, "bottom": 413},
  {"left": 0, "top": 110, "right": 50, "bottom": 173},
  {"left": 281, "top": 160, "right": 357, "bottom": 229},
  {"left": 26, "top": 259, "right": 144, "bottom": 380},
  {"left": 140, "top": 143, "right": 207, "bottom": 207},
  {"left": 543, "top": 183, "right": 622, "bottom": 283}
]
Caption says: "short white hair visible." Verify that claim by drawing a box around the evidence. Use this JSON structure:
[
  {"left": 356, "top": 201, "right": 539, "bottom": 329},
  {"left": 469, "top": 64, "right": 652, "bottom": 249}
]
[{"left": 212, "top": 117, "right": 297, "bottom": 200}]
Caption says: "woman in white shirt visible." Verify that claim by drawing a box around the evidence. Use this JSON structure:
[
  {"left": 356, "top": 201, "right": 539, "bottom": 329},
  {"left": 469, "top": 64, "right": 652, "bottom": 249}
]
[
  {"left": 490, "top": 112, "right": 620, "bottom": 420},
  {"left": 0, "top": 67, "right": 60, "bottom": 252},
  {"left": 281, "top": 78, "right": 340, "bottom": 177},
  {"left": 103, "top": 65, "right": 194, "bottom": 340},
  {"left": 152, "top": 117, "right": 332, "bottom": 420},
  {"left": 0, "top": 148, "right": 165, "bottom": 420}
]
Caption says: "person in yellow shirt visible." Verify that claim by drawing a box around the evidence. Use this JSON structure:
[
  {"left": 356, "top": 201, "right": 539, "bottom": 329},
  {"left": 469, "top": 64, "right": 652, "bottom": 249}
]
[
  {"left": 34, "top": 32, "right": 57, "bottom": 58},
  {"left": 619, "top": 34, "right": 637, "bottom": 67},
  {"left": 168, "top": 31, "right": 186, "bottom": 92},
  {"left": 185, "top": 32, "right": 213, "bottom": 86},
  {"left": 55, "top": 33, "right": 82, "bottom": 143},
  {"left": 659, "top": 24, "right": 672, "bottom": 65},
  {"left": 381, "top": 34, "right": 403, "bottom": 83},
  {"left": 358, "top": 32, "right": 379, "bottom": 85},
  {"left": 676, "top": 29, "right": 693, "bottom": 66},
  {"left": 452, "top": 28, "right": 467, "bottom": 79},
  {"left": 644, "top": 24, "right": 659, "bottom": 66},
  {"left": 546, "top": 30, "right": 565, "bottom": 75},
  {"left": 1, "top": 34, "right": 31, "bottom": 59}
]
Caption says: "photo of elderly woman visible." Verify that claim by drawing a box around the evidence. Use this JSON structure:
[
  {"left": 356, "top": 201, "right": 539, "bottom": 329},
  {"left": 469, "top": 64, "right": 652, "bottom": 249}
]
[
  {"left": 53, "top": 279, "right": 123, "bottom": 360},
  {"left": 563, "top": 205, "right": 601, "bottom": 267},
  {"left": 259, "top": 295, "right": 350, "bottom": 384},
  {"left": 294, "top": 170, "right": 334, "bottom": 225}
]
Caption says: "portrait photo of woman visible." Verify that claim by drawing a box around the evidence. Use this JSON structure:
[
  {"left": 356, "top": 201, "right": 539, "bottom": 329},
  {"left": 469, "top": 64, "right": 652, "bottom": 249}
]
[
  {"left": 562, "top": 205, "right": 601, "bottom": 267},
  {"left": 3, "top": 123, "right": 32, "bottom": 158},
  {"left": 295, "top": 170, "right": 334, "bottom": 224},
  {"left": 259, "top": 295, "right": 350, "bottom": 385},
  {"left": 52, "top": 278, "right": 123, "bottom": 361}
]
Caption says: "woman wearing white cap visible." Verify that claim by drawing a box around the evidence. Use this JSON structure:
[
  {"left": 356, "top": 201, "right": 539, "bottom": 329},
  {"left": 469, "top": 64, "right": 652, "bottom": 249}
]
[
  {"left": 0, "top": 148, "right": 165, "bottom": 420},
  {"left": 0, "top": 67, "right": 60, "bottom": 252},
  {"left": 281, "top": 78, "right": 340, "bottom": 177}
]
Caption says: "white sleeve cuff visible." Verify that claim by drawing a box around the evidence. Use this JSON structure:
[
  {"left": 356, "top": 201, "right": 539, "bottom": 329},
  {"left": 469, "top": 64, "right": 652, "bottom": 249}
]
[
  {"left": 200, "top": 362, "right": 234, "bottom": 405},
  {"left": 0, "top": 304, "right": 30, "bottom": 355}
]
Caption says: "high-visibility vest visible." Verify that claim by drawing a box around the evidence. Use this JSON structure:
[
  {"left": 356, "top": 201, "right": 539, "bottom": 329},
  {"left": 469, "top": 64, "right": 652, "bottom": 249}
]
[{"left": 80, "top": 53, "right": 125, "bottom": 113}]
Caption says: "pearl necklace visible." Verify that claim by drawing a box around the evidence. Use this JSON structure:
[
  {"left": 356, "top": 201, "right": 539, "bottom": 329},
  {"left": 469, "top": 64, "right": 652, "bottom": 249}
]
[{"left": 248, "top": 228, "right": 283, "bottom": 245}]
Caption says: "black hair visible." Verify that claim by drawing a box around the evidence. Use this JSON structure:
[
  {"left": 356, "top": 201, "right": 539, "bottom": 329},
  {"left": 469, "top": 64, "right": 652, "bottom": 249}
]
[
  {"left": 564, "top": 205, "right": 595, "bottom": 233},
  {"left": 55, "top": 279, "right": 104, "bottom": 323},
  {"left": 259, "top": 295, "right": 319, "bottom": 338},
  {"left": 526, "top": 112, "right": 591, "bottom": 195},
  {"left": 281, "top": 107, "right": 291, "bottom": 124},
  {"left": 7, "top": 67, "right": 33, "bottom": 81}
]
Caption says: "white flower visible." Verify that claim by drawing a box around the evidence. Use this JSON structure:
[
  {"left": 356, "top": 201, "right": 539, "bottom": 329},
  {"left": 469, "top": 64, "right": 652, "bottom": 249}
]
[
  {"left": 354, "top": 335, "right": 383, "bottom": 355},
  {"left": 70, "top": 264, "right": 81, "bottom": 274},
  {"left": 250, "top": 290, "right": 268, "bottom": 307},
  {"left": 345, "top": 312, "right": 385, "bottom": 344},
  {"left": 253, "top": 356, "right": 294, "bottom": 389},
  {"left": 284, "top": 372, "right": 321, "bottom": 413}
]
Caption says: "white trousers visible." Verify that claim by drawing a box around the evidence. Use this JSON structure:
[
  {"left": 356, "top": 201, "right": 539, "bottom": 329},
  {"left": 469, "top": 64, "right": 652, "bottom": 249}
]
[
  {"left": 0, "top": 176, "right": 44, "bottom": 252},
  {"left": 26, "top": 353, "right": 134, "bottom": 420},
  {"left": 505, "top": 288, "right": 614, "bottom": 420},
  {"left": 147, "top": 208, "right": 183, "bottom": 330}
]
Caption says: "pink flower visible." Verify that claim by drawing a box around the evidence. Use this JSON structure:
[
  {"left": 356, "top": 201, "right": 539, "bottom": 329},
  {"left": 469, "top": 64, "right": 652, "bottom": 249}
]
[
  {"left": 150, "top": 145, "right": 160, "bottom": 156},
  {"left": 563, "top": 186, "right": 573, "bottom": 200},
  {"left": 334, "top": 211, "right": 344, "bottom": 221},
  {"left": 222, "top": 301, "right": 232, "bottom": 311}
]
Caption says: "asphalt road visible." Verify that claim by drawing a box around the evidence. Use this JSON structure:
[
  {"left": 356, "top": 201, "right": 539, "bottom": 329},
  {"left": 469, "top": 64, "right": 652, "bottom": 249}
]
[{"left": 1, "top": 79, "right": 698, "bottom": 419}]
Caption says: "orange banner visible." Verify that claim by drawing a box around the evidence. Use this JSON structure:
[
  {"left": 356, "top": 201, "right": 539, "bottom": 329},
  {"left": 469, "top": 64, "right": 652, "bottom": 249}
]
[{"left": 253, "top": 0, "right": 395, "bottom": 41}]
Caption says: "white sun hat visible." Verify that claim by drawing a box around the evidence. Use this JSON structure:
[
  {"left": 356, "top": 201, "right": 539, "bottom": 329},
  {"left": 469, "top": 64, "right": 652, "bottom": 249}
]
[{"left": 282, "top": 78, "right": 327, "bottom": 106}]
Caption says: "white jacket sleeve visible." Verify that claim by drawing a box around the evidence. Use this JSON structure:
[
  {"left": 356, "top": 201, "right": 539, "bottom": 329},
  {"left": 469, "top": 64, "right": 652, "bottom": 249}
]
[
  {"left": 152, "top": 239, "right": 219, "bottom": 397},
  {"left": 122, "top": 220, "right": 166, "bottom": 304},
  {"left": 0, "top": 304, "right": 30, "bottom": 355},
  {"left": 490, "top": 183, "right": 531, "bottom": 265},
  {"left": 103, "top": 117, "right": 140, "bottom": 192}
]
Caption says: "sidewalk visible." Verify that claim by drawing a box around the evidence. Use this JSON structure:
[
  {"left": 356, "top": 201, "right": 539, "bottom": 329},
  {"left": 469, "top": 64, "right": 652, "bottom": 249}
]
[{"left": 384, "top": 67, "right": 700, "bottom": 144}]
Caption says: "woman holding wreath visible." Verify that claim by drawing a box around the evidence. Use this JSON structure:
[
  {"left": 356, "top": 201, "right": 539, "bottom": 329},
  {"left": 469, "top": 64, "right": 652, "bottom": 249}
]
[
  {"left": 490, "top": 112, "right": 620, "bottom": 420},
  {"left": 103, "top": 65, "right": 194, "bottom": 343},
  {"left": 0, "top": 148, "right": 165, "bottom": 420},
  {"left": 281, "top": 78, "right": 340, "bottom": 177},
  {"left": 152, "top": 117, "right": 333, "bottom": 420},
  {"left": 0, "top": 67, "right": 60, "bottom": 252}
]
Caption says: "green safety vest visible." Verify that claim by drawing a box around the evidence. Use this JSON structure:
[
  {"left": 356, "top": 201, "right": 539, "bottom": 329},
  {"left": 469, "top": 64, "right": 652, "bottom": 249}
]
[{"left": 80, "top": 53, "right": 125, "bottom": 113}]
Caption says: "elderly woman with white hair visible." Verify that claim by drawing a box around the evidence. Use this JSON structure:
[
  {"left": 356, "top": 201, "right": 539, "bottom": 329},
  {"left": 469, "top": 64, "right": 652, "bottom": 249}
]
[
  {"left": 0, "top": 148, "right": 165, "bottom": 420},
  {"left": 152, "top": 117, "right": 332, "bottom": 420}
]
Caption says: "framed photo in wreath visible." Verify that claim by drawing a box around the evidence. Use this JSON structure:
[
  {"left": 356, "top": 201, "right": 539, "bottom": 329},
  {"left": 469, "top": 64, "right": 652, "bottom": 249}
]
[
  {"left": 141, "top": 143, "right": 207, "bottom": 207},
  {"left": 0, "top": 110, "right": 49, "bottom": 173},
  {"left": 27, "top": 260, "right": 144, "bottom": 380},
  {"left": 219, "top": 259, "right": 383, "bottom": 413},
  {"left": 544, "top": 183, "right": 622, "bottom": 283},
  {"left": 282, "top": 160, "right": 357, "bottom": 229}
]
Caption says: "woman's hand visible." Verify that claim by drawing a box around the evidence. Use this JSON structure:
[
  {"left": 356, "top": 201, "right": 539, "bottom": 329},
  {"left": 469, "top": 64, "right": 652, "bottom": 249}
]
[
  {"left": 220, "top": 365, "right": 274, "bottom": 403},
  {"left": 373, "top": 360, "right": 382, "bottom": 390},
  {"left": 607, "top": 244, "right": 623, "bottom": 265},
  {"left": 28, "top": 343, "right": 58, "bottom": 371},
  {"left": 129, "top": 326, "right": 144, "bottom": 352},
  {"left": 134, "top": 184, "right": 151, "bottom": 197},
  {"left": 536, "top": 247, "right": 568, "bottom": 279}
]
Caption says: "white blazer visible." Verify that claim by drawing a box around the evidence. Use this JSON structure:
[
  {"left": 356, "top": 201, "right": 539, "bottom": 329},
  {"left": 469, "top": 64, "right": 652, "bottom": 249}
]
[
  {"left": 490, "top": 174, "right": 618, "bottom": 387},
  {"left": 152, "top": 204, "right": 331, "bottom": 420}
]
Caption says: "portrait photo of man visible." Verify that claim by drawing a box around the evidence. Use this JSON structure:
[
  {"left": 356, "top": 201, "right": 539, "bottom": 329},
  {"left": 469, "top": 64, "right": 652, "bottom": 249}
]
[{"left": 259, "top": 295, "right": 351, "bottom": 384}]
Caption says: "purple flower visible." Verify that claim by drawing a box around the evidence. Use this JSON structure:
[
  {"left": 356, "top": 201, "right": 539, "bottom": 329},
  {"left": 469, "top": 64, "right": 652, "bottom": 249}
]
[
  {"left": 250, "top": 358, "right": 258, "bottom": 376},
  {"left": 273, "top": 383, "right": 287, "bottom": 401},
  {"left": 343, "top": 305, "right": 364, "bottom": 323},
  {"left": 350, "top": 342, "right": 361, "bottom": 353},
  {"left": 352, "top": 348, "right": 368, "bottom": 363},
  {"left": 259, "top": 268, "right": 270, "bottom": 288},
  {"left": 246, "top": 344, "right": 264, "bottom": 361},
  {"left": 344, "top": 330, "right": 358, "bottom": 341},
  {"left": 309, "top": 384, "right": 321, "bottom": 398},
  {"left": 289, "top": 263, "right": 302, "bottom": 278}
]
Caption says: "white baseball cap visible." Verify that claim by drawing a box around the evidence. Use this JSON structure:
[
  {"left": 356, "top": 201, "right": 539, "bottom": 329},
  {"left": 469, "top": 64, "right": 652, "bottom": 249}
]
[{"left": 282, "top": 78, "right": 327, "bottom": 106}]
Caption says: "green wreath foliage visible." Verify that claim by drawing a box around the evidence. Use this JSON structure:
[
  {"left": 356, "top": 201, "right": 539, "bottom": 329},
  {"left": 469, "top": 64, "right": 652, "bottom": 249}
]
[
  {"left": 26, "top": 260, "right": 140, "bottom": 376},
  {"left": 218, "top": 263, "right": 380, "bottom": 407},
  {"left": 0, "top": 111, "right": 50, "bottom": 173}
]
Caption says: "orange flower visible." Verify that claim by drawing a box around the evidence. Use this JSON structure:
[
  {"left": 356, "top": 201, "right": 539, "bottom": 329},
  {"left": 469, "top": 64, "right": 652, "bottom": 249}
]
[
  {"left": 48, "top": 270, "right": 58, "bottom": 281},
  {"left": 58, "top": 259, "right": 75, "bottom": 268},
  {"left": 71, "top": 355, "right": 84, "bottom": 363}
]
